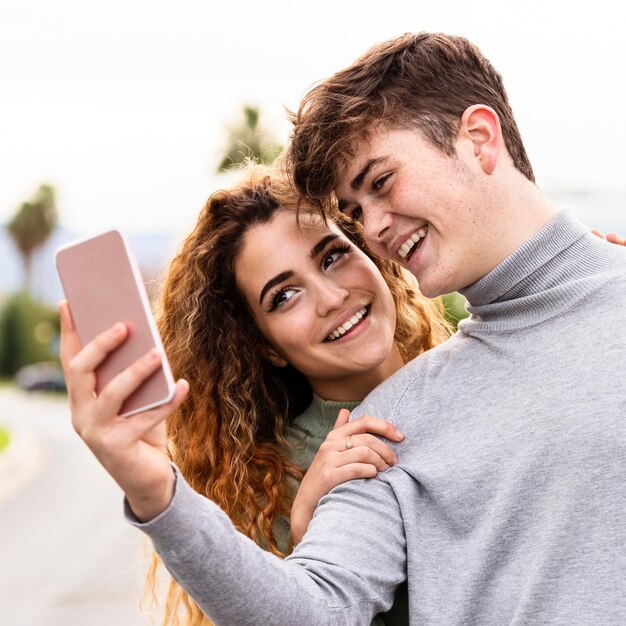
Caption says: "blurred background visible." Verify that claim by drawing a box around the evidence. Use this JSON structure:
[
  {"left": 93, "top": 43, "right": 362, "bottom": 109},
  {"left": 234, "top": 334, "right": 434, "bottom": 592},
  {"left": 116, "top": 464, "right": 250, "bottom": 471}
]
[{"left": 1, "top": 0, "right": 624, "bottom": 624}]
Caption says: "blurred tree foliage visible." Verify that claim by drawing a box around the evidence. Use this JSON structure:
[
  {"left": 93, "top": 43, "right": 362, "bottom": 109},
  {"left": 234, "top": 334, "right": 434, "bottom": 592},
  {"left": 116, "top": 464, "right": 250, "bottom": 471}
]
[
  {"left": 8, "top": 184, "right": 58, "bottom": 295},
  {"left": 217, "top": 105, "right": 283, "bottom": 172},
  {"left": 441, "top": 292, "right": 469, "bottom": 331},
  {"left": 0, "top": 293, "right": 60, "bottom": 377},
  {"left": 0, "top": 426, "right": 10, "bottom": 453}
]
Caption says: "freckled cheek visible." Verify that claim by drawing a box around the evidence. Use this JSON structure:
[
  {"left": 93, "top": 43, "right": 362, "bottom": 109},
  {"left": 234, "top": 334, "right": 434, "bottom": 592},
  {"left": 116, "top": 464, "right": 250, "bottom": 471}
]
[
  {"left": 392, "top": 184, "right": 421, "bottom": 215},
  {"left": 269, "top": 309, "right": 319, "bottom": 355}
]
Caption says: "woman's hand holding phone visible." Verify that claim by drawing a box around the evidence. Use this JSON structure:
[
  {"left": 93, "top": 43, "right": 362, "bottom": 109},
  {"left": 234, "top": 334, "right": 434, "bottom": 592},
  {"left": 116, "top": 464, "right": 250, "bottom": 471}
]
[
  {"left": 290, "top": 410, "right": 404, "bottom": 546},
  {"left": 59, "top": 300, "right": 189, "bottom": 522}
]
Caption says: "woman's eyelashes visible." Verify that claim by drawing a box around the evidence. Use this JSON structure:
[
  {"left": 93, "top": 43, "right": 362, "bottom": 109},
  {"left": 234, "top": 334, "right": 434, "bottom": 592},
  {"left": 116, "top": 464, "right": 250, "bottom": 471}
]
[
  {"left": 268, "top": 286, "right": 298, "bottom": 312},
  {"left": 266, "top": 243, "right": 352, "bottom": 312},
  {"left": 322, "top": 243, "right": 351, "bottom": 270}
]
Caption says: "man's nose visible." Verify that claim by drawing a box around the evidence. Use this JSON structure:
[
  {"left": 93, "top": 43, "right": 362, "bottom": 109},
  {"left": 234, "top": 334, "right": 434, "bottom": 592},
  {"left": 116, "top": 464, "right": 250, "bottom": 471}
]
[{"left": 361, "top": 199, "right": 393, "bottom": 252}]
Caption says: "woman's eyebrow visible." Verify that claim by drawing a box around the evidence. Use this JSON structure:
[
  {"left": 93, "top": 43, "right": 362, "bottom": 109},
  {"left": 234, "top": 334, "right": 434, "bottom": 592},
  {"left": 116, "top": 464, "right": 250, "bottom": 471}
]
[
  {"left": 259, "top": 271, "right": 294, "bottom": 305},
  {"left": 309, "top": 234, "right": 340, "bottom": 259}
]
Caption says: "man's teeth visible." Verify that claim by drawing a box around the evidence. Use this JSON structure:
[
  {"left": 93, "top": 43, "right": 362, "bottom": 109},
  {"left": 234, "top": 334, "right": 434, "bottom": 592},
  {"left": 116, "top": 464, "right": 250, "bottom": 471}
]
[
  {"left": 398, "top": 227, "right": 427, "bottom": 258},
  {"left": 327, "top": 307, "right": 367, "bottom": 341}
]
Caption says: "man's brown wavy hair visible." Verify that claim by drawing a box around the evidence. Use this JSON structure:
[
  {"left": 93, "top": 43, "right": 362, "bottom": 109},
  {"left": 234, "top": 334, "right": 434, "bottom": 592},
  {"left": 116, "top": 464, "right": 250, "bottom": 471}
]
[
  {"left": 145, "top": 165, "right": 451, "bottom": 626},
  {"left": 287, "top": 31, "right": 534, "bottom": 207}
]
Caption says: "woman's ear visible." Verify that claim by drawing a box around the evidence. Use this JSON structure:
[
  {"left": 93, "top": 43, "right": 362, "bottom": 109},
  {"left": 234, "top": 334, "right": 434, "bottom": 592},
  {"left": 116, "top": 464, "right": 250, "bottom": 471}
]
[
  {"left": 459, "top": 104, "right": 502, "bottom": 175},
  {"left": 263, "top": 346, "right": 289, "bottom": 368}
]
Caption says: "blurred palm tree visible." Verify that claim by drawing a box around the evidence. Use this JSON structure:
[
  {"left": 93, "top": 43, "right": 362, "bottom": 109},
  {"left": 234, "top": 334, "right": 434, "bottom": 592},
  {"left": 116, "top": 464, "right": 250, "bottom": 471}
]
[
  {"left": 217, "top": 105, "right": 283, "bottom": 172},
  {"left": 8, "top": 184, "right": 58, "bottom": 295}
]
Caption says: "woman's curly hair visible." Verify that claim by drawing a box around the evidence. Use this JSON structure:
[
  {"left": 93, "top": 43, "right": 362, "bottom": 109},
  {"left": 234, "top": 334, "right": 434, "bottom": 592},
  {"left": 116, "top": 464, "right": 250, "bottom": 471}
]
[{"left": 145, "top": 165, "right": 452, "bottom": 625}]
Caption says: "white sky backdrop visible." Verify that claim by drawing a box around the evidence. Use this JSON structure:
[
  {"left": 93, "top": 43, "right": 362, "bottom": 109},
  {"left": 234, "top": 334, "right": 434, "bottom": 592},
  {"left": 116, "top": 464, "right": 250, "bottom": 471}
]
[{"left": 1, "top": 0, "right": 625, "bottom": 242}]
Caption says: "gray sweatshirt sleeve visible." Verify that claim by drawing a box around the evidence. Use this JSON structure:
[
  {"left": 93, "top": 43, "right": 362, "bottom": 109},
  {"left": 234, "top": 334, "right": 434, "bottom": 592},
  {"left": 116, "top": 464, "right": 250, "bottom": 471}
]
[{"left": 125, "top": 465, "right": 406, "bottom": 625}]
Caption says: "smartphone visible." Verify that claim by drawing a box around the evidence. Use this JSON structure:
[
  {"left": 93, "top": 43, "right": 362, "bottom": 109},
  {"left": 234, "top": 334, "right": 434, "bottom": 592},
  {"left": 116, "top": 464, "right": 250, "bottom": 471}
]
[{"left": 55, "top": 229, "right": 176, "bottom": 417}]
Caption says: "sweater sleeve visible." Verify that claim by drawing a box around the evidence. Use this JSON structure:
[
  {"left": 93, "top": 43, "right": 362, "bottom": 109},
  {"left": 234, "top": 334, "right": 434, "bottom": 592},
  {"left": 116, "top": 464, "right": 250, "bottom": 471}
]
[{"left": 125, "top": 464, "right": 406, "bottom": 625}]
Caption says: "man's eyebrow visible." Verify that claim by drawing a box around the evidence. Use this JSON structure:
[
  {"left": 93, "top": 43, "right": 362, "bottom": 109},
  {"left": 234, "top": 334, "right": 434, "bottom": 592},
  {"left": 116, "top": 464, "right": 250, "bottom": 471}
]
[
  {"left": 350, "top": 157, "right": 387, "bottom": 190},
  {"left": 259, "top": 271, "right": 294, "bottom": 305},
  {"left": 310, "top": 234, "right": 340, "bottom": 259}
]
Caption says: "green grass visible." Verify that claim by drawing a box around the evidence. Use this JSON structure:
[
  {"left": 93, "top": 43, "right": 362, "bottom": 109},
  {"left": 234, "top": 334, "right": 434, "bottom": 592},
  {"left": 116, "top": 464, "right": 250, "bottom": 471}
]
[{"left": 0, "top": 426, "right": 10, "bottom": 454}]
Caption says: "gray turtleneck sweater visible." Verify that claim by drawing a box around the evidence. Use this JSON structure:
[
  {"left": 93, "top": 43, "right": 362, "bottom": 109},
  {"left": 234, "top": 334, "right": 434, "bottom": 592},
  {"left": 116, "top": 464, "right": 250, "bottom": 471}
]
[{"left": 128, "top": 210, "right": 626, "bottom": 625}]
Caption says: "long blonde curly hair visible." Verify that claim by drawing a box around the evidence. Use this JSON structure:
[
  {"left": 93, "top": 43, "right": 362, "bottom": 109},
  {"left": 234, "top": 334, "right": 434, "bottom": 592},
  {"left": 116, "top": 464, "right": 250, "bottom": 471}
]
[{"left": 145, "top": 165, "right": 452, "bottom": 625}]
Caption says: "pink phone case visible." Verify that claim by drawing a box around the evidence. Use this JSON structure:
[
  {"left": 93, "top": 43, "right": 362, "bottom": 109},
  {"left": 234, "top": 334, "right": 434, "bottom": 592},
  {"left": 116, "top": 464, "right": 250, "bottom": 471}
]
[{"left": 55, "top": 230, "right": 175, "bottom": 416}]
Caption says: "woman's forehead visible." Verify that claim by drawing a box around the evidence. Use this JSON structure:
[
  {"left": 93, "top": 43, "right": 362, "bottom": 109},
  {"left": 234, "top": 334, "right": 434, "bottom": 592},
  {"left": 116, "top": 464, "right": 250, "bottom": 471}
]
[{"left": 235, "top": 211, "right": 343, "bottom": 292}]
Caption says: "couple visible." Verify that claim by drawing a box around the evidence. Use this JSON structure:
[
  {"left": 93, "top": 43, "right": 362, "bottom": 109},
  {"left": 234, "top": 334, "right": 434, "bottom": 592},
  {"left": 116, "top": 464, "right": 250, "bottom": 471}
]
[{"left": 61, "top": 32, "right": 626, "bottom": 624}]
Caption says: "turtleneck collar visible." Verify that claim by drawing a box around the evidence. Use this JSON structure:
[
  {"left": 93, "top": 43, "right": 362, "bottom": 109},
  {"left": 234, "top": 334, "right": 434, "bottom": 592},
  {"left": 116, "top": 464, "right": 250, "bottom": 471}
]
[
  {"left": 293, "top": 393, "right": 361, "bottom": 433},
  {"left": 458, "top": 209, "right": 623, "bottom": 333}
]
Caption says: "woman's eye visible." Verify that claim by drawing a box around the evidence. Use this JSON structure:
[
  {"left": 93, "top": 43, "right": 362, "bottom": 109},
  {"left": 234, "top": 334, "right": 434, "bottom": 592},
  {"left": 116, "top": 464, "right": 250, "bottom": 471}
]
[
  {"left": 322, "top": 245, "right": 351, "bottom": 270},
  {"left": 269, "top": 287, "right": 298, "bottom": 311}
]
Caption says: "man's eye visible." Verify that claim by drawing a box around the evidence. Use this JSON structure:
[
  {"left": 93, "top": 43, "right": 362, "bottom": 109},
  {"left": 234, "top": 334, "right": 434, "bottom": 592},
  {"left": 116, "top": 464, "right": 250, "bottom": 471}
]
[
  {"left": 372, "top": 174, "right": 390, "bottom": 191},
  {"left": 350, "top": 206, "right": 363, "bottom": 221}
]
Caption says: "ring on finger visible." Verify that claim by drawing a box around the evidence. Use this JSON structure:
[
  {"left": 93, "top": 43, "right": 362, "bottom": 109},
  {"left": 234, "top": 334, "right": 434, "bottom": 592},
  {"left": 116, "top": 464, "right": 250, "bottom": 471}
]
[{"left": 345, "top": 436, "right": 353, "bottom": 450}]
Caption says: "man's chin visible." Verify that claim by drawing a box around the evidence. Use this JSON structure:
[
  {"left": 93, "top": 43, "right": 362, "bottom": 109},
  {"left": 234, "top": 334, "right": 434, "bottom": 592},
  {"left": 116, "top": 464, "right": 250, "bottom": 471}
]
[
  {"left": 408, "top": 273, "right": 441, "bottom": 298},
  {"left": 411, "top": 274, "right": 457, "bottom": 299}
]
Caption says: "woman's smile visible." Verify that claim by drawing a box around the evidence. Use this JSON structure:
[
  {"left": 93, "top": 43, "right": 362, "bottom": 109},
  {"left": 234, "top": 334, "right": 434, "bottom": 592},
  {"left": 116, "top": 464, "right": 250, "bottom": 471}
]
[{"left": 324, "top": 304, "right": 370, "bottom": 342}]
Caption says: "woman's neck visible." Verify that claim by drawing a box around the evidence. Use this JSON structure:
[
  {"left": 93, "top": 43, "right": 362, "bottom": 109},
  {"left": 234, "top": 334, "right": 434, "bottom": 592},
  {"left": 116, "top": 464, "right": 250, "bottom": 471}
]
[{"left": 307, "top": 343, "right": 405, "bottom": 403}]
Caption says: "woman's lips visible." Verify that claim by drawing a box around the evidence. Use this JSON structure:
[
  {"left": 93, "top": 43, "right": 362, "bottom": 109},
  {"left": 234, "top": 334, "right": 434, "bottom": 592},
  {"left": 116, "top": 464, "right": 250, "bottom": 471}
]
[{"left": 325, "top": 305, "right": 370, "bottom": 342}]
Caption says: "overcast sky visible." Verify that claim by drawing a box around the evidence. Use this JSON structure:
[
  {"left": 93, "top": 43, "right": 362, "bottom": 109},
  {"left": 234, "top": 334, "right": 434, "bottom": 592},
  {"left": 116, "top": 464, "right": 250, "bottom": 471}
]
[{"left": 1, "top": 0, "right": 625, "bottom": 241}]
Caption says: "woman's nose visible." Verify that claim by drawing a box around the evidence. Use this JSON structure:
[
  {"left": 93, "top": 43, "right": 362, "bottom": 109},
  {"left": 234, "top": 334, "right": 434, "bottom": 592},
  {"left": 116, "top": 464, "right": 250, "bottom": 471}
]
[{"left": 315, "top": 281, "right": 349, "bottom": 317}]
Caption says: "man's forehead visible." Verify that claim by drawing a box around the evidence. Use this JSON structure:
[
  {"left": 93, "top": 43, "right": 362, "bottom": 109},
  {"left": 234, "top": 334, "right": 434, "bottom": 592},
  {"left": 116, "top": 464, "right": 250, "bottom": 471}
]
[{"left": 335, "top": 124, "right": 396, "bottom": 189}]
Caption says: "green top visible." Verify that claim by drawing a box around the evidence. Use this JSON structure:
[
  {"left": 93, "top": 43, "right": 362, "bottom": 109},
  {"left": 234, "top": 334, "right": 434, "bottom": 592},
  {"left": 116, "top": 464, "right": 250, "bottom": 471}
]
[
  {"left": 271, "top": 394, "right": 360, "bottom": 555},
  {"left": 274, "top": 394, "right": 408, "bottom": 626}
]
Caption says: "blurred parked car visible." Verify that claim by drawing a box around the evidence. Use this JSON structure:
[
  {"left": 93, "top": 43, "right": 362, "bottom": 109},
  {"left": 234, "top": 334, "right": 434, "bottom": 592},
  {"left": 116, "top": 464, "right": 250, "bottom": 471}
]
[{"left": 15, "top": 362, "right": 66, "bottom": 392}]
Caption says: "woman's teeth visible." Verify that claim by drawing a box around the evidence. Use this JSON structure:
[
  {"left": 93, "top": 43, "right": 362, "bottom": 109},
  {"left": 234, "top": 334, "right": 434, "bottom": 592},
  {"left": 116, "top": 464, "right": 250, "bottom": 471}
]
[
  {"left": 398, "top": 227, "right": 427, "bottom": 259},
  {"left": 326, "top": 307, "right": 368, "bottom": 341}
]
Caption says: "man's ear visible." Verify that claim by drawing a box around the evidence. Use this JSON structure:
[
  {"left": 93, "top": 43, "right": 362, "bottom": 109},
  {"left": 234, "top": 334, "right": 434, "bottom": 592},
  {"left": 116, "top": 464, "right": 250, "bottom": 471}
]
[
  {"left": 459, "top": 104, "right": 501, "bottom": 175},
  {"left": 263, "top": 346, "right": 289, "bottom": 368}
]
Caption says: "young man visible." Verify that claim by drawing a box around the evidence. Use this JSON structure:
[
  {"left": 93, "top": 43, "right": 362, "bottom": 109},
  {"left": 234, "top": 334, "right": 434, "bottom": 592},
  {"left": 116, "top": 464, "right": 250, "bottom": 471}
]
[{"left": 110, "top": 33, "right": 625, "bottom": 624}]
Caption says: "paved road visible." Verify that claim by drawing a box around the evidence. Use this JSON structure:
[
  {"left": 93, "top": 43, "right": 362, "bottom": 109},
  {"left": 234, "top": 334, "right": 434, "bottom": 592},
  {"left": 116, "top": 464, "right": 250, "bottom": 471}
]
[{"left": 0, "top": 388, "right": 158, "bottom": 626}]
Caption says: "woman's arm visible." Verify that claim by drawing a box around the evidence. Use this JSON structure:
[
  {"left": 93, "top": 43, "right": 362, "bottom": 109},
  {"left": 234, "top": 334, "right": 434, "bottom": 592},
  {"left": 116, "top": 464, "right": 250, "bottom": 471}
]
[
  {"left": 290, "top": 409, "right": 404, "bottom": 545},
  {"left": 59, "top": 300, "right": 189, "bottom": 521}
]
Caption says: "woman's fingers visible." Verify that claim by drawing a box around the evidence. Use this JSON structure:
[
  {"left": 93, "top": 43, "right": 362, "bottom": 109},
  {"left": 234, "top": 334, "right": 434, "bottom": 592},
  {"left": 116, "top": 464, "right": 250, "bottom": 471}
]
[
  {"left": 332, "top": 414, "right": 404, "bottom": 442},
  {"left": 591, "top": 229, "right": 626, "bottom": 246},
  {"left": 331, "top": 463, "right": 380, "bottom": 483},
  {"left": 349, "top": 433, "right": 398, "bottom": 466},
  {"left": 332, "top": 408, "right": 351, "bottom": 429},
  {"left": 322, "top": 414, "right": 403, "bottom": 470},
  {"left": 605, "top": 232, "right": 625, "bottom": 246},
  {"left": 336, "top": 435, "right": 397, "bottom": 469}
]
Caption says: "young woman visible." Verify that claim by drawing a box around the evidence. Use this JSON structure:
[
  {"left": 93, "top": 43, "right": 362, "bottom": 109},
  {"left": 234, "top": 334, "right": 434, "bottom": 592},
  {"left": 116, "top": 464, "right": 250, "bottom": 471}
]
[{"left": 61, "top": 165, "right": 451, "bottom": 626}]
